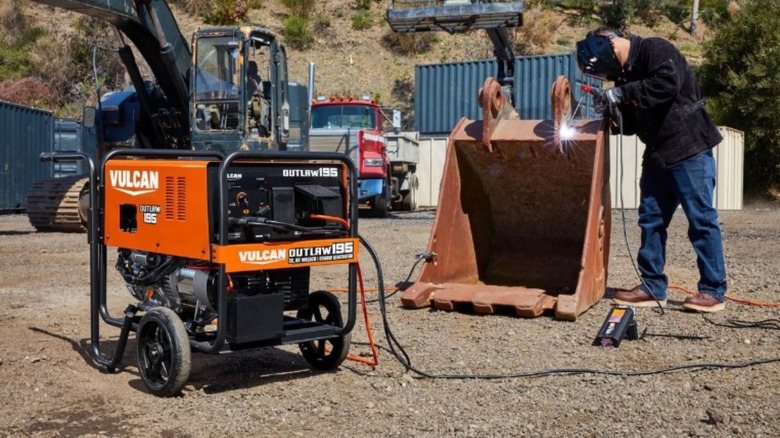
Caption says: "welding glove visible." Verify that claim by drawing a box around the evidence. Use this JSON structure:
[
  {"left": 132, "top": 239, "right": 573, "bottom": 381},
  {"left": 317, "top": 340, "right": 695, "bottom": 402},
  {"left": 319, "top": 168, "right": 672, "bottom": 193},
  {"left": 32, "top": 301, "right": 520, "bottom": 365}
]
[{"left": 591, "top": 87, "right": 624, "bottom": 120}]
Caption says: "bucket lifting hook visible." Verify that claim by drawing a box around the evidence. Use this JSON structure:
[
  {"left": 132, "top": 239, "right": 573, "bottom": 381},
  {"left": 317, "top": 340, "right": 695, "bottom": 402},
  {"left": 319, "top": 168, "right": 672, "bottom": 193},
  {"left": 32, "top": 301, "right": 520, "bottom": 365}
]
[
  {"left": 551, "top": 76, "right": 574, "bottom": 151},
  {"left": 477, "top": 77, "right": 519, "bottom": 153}
]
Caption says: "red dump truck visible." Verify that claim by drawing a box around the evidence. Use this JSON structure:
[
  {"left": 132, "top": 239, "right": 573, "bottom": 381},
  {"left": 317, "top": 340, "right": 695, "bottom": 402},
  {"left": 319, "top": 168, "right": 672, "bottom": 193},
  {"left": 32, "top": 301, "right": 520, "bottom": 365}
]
[{"left": 308, "top": 96, "right": 419, "bottom": 217}]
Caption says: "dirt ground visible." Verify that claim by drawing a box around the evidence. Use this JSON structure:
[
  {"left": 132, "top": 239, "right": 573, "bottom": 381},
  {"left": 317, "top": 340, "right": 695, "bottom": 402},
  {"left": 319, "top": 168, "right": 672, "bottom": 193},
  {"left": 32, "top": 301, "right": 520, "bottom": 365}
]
[{"left": 1, "top": 204, "right": 780, "bottom": 437}]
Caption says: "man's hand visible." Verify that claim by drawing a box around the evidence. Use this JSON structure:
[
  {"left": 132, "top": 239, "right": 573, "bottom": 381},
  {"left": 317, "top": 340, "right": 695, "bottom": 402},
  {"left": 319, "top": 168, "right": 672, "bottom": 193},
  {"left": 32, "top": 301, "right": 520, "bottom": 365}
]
[{"left": 591, "top": 87, "right": 624, "bottom": 120}]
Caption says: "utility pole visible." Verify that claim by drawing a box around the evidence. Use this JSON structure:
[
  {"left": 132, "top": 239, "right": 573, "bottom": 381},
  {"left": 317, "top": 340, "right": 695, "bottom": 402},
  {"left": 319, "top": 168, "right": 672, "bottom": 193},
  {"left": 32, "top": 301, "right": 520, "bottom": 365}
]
[{"left": 691, "top": 0, "right": 700, "bottom": 38}]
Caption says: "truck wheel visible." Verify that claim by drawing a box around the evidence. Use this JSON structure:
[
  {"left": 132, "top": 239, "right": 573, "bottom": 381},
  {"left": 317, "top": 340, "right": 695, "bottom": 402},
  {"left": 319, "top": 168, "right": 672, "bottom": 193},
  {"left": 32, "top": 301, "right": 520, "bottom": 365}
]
[
  {"left": 371, "top": 189, "right": 388, "bottom": 218},
  {"left": 401, "top": 174, "right": 418, "bottom": 211},
  {"left": 136, "top": 307, "right": 191, "bottom": 397}
]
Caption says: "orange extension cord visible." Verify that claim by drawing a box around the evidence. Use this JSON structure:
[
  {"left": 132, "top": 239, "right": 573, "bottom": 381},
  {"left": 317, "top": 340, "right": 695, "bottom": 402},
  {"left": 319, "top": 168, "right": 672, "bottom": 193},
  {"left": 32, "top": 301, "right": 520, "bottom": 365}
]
[
  {"left": 310, "top": 214, "right": 380, "bottom": 366},
  {"left": 342, "top": 265, "right": 379, "bottom": 366},
  {"left": 669, "top": 284, "right": 780, "bottom": 308}
]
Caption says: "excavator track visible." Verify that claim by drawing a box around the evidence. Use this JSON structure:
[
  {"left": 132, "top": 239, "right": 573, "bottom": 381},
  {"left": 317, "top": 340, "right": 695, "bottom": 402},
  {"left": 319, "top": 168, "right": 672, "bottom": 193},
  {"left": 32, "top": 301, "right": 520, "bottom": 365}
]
[{"left": 26, "top": 175, "right": 89, "bottom": 232}]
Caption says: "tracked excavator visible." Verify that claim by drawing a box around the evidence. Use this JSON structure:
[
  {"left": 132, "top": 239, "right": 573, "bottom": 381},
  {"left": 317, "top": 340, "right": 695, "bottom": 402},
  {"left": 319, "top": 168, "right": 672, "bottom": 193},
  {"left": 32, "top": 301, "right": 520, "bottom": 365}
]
[
  {"left": 32, "top": 0, "right": 365, "bottom": 396},
  {"left": 386, "top": 1, "right": 610, "bottom": 320},
  {"left": 27, "top": 0, "right": 309, "bottom": 232}
]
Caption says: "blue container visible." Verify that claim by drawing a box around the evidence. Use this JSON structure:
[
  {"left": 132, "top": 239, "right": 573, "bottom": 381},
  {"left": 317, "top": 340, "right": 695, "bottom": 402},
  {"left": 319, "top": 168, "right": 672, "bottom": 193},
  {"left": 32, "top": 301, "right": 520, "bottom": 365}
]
[
  {"left": 414, "top": 53, "right": 601, "bottom": 135},
  {"left": 0, "top": 101, "right": 54, "bottom": 212},
  {"left": 0, "top": 101, "right": 97, "bottom": 212}
]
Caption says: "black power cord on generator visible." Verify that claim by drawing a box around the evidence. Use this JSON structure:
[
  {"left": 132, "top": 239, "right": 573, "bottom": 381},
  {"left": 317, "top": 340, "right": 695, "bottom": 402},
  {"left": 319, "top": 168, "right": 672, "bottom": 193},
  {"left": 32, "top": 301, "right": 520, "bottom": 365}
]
[{"left": 364, "top": 252, "right": 433, "bottom": 305}]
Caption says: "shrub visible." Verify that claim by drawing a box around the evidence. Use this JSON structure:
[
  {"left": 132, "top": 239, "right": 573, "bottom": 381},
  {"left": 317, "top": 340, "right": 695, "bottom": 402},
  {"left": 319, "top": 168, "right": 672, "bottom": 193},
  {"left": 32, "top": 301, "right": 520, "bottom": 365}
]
[
  {"left": 515, "top": 7, "right": 557, "bottom": 55},
  {"left": 381, "top": 32, "right": 436, "bottom": 55},
  {"left": 351, "top": 11, "right": 374, "bottom": 30},
  {"left": 313, "top": 14, "right": 331, "bottom": 34},
  {"left": 283, "top": 15, "right": 314, "bottom": 50},
  {"left": 355, "top": 0, "right": 376, "bottom": 10},
  {"left": 0, "top": 47, "right": 34, "bottom": 79},
  {"left": 698, "top": 0, "right": 780, "bottom": 195},
  {"left": 0, "top": 78, "right": 55, "bottom": 108},
  {"left": 281, "top": 0, "right": 316, "bottom": 18},
  {"left": 202, "top": 0, "right": 255, "bottom": 25},
  {"left": 601, "top": 0, "right": 665, "bottom": 28},
  {"left": 168, "top": 0, "right": 214, "bottom": 17}
]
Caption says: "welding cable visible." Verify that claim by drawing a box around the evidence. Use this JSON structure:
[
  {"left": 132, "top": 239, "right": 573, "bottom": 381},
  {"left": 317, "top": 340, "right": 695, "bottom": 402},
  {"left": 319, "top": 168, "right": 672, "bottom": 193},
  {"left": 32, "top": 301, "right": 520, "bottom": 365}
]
[
  {"left": 669, "top": 284, "right": 780, "bottom": 308},
  {"left": 326, "top": 252, "right": 430, "bottom": 298},
  {"left": 701, "top": 314, "right": 780, "bottom": 330},
  {"left": 358, "top": 234, "right": 412, "bottom": 368},
  {"left": 612, "top": 108, "right": 665, "bottom": 315},
  {"left": 238, "top": 217, "right": 347, "bottom": 235},
  {"left": 360, "top": 232, "right": 780, "bottom": 379},
  {"left": 364, "top": 252, "right": 433, "bottom": 304}
]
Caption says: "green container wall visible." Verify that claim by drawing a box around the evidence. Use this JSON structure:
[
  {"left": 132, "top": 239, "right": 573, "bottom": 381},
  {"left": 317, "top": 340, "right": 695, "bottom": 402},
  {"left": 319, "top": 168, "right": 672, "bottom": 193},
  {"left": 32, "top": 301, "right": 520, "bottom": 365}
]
[{"left": 414, "top": 53, "right": 601, "bottom": 136}]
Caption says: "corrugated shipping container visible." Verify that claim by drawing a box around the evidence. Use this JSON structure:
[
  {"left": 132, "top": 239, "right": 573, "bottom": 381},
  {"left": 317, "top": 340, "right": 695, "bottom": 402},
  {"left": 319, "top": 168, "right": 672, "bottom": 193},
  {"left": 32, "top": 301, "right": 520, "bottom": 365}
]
[
  {"left": 0, "top": 100, "right": 54, "bottom": 212},
  {"left": 416, "top": 127, "right": 744, "bottom": 210},
  {"left": 415, "top": 53, "right": 601, "bottom": 135}
]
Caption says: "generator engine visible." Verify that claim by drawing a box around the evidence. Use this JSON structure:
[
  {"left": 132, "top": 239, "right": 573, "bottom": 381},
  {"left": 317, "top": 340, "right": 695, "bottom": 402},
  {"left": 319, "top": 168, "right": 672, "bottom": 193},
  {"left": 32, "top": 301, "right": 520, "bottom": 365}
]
[{"left": 115, "top": 249, "right": 310, "bottom": 325}]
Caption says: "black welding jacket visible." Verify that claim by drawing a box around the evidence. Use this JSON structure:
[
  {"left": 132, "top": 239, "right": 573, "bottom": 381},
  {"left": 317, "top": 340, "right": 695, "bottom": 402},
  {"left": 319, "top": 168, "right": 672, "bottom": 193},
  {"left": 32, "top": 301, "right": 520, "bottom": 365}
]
[{"left": 614, "top": 36, "right": 722, "bottom": 168}]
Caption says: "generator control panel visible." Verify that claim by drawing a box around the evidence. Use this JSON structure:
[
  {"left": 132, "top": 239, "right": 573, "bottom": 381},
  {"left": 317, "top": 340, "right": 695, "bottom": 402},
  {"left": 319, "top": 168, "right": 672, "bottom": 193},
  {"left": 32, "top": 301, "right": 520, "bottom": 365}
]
[{"left": 210, "top": 162, "right": 348, "bottom": 243}]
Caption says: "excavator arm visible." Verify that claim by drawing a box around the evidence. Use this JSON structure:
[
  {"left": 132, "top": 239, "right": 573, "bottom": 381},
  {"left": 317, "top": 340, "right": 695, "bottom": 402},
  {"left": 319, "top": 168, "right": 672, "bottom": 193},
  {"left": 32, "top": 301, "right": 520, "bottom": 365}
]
[
  {"left": 386, "top": 0, "right": 522, "bottom": 102},
  {"left": 32, "top": 0, "right": 191, "bottom": 147}
]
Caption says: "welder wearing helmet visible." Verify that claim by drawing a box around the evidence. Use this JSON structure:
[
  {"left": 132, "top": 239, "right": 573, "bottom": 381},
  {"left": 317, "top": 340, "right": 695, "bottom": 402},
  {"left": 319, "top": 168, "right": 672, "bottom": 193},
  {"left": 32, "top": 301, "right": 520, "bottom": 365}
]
[{"left": 576, "top": 27, "right": 727, "bottom": 312}]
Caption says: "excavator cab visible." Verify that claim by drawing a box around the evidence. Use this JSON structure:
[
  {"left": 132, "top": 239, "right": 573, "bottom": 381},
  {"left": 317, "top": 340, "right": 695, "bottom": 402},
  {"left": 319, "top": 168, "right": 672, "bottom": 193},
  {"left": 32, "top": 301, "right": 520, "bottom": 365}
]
[{"left": 191, "top": 28, "right": 289, "bottom": 151}]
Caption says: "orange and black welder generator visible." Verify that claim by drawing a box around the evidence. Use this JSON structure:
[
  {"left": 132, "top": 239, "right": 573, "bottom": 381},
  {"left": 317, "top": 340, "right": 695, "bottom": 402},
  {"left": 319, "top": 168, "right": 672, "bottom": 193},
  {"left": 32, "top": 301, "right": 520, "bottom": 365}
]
[{"left": 44, "top": 149, "right": 359, "bottom": 396}]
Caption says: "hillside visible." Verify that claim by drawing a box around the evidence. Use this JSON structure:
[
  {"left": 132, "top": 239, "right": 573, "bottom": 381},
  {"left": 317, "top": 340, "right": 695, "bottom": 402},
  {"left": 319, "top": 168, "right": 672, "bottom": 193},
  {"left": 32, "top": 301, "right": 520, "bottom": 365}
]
[{"left": 1, "top": 1, "right": 708, "bottom": 120}]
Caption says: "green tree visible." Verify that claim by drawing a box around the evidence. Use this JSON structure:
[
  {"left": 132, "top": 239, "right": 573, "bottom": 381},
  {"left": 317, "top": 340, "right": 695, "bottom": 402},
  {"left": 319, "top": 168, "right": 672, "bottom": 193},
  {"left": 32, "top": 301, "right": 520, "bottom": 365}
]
[{"left": 698, "top": 0, "right": 780, "bottom": 195}]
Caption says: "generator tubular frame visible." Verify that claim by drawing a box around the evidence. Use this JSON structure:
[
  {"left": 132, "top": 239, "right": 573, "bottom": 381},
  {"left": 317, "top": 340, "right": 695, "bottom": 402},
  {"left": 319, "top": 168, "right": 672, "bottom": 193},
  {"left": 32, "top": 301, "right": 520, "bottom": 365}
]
[{"left": 42, "top": 149, "right": 359, "bottom": 372}]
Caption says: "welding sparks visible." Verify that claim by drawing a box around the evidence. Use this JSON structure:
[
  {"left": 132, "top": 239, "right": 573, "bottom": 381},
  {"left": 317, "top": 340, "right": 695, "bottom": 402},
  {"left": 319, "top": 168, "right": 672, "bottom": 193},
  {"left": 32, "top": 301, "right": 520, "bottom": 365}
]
[{"left": 559, "top": 120, "right": 577, "bottom": 141}]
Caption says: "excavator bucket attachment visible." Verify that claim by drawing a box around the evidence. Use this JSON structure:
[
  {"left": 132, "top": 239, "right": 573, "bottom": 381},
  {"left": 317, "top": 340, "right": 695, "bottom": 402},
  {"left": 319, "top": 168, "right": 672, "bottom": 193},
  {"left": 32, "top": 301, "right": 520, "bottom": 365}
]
[
  {"left": 402, "top": 76, "right": 610, "bottom": 320},
  {"left": 386, "top": 1, "right": 523, "bottom": 34}
]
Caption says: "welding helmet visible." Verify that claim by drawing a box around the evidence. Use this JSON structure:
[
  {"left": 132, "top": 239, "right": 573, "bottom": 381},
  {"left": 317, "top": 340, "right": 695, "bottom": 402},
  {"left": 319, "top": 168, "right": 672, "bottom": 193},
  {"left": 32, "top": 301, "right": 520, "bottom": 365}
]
[{"left": 576, "top": 33, "right": 622, "bottom": 81}]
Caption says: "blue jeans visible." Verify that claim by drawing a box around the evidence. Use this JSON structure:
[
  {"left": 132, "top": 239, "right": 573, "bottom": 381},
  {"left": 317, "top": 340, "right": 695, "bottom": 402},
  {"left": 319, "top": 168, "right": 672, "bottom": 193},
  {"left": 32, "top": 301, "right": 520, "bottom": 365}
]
[{"left": 637, "top": 149, "right": 727, "bottom": 301}]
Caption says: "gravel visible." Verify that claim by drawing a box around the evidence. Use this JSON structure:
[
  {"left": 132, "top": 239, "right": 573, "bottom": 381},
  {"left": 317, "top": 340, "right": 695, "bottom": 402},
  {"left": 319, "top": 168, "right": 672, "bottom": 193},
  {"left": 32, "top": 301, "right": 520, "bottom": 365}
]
[{"left": 1, "top": 206, "right": 779, "bottom": 437}]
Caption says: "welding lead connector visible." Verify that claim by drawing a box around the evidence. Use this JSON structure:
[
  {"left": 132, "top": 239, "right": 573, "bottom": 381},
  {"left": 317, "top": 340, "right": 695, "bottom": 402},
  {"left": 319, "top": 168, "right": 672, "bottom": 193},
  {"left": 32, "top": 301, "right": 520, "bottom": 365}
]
[{"left": 415, "top": 251, "right": 437, "bottom": 262}]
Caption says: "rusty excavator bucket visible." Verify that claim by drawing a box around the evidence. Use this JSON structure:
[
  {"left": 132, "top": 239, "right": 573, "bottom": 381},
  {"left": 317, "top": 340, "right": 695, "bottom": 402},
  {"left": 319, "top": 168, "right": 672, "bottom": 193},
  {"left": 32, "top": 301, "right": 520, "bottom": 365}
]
[{"left": 402, "top": 76, "right": 610, "bottom": 321}]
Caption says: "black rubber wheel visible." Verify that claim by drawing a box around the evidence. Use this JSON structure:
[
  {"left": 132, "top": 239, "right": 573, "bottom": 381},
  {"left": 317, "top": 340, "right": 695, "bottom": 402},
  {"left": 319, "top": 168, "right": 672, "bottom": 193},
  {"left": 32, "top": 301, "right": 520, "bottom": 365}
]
[
  {"left": 136, "top": 307, "right": 191, "bottom": 397},
  {"left": 370, "top": 188, "right": 389, "bottom": 218},
  {"left": 296, "top": 291, "right": 351, "bottom": 370}
]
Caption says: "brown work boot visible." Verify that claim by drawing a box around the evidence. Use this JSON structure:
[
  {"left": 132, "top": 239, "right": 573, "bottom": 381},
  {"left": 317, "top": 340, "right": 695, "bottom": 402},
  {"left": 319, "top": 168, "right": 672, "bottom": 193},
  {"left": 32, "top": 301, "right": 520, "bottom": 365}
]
[
  {"left": 613, "top": 286, "right": 666, "bottom": 307},
  {"left": 682, "top": 292, "right": 726, "bottom": 313}
]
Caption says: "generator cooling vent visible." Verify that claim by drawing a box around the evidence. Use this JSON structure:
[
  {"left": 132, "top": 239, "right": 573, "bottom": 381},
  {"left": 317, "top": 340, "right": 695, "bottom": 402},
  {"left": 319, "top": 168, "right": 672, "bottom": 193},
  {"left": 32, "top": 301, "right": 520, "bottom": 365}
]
[{"left": 165, "top": 176, "right": 187, "bottom": 221}]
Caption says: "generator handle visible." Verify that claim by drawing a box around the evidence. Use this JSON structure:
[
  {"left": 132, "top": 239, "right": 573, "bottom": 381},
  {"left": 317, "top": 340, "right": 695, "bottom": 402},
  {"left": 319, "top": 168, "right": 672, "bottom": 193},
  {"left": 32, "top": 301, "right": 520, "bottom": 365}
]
[{"left": 39, "top": 151, "right": 129, "bottom": 370}]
